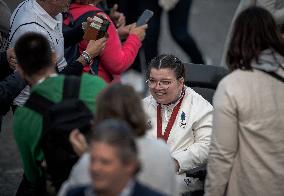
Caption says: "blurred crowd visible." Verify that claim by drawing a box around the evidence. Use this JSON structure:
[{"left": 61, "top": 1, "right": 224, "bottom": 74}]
[{"left": 0, "top": 0, "right": 284, "bottom": 196}]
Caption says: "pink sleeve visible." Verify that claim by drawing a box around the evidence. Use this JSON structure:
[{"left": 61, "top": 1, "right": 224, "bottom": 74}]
[{"left": 99, "top": 17, "right": 142, "bottom": 75}]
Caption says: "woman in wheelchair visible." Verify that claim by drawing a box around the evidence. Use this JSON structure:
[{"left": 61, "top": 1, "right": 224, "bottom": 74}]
[{"left": 143, "top": 54, "right": 213, "bottom": 194}]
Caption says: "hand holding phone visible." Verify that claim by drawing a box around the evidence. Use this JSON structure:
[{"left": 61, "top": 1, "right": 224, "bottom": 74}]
[
  {"left": 136, "top": 9, "right": 154, "bottom": 27},
  {"left": 130, "top": 23, "right": 148, "bottom": 41}
]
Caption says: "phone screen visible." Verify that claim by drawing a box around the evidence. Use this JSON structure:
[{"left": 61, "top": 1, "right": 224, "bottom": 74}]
[{"left": 136, "top": 9, "right": 154, "bottom": 27}]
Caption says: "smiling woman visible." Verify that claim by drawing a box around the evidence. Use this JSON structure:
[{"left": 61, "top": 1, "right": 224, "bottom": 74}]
[{"left": 143, "top": 54, "right": 213, "bottom": 194}]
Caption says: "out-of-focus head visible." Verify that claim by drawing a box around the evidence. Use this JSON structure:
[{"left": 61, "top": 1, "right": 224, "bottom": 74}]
[
  {"left": 14, "top": 32, "right": 54, "bottom": 77},
  {"left": 89, "top": 119, "right": 139, "bottom": 194},
  {"left": 227, "top": 6, "right": 284, "bottom": 71},
  {"left": 38, "top": 0, "right": 70, "bottom": 14},
  {"left": 146, "top": 54, "right": 185, "bottom": 105},
  {"left": 94, "top": 83, "right": 147, "bottom": 137}
]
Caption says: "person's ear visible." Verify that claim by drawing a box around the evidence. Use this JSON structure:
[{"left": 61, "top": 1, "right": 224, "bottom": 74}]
[
  {"left": 16, "top": 64, "right": 25, "bottom": 78},
  {"left": 17, "top": 65, "right": 32, "bottom": 85},
  {"left": 125, "top": 160, "right": 138, "bottom": 176},
  {"left": 179, "top": 77, "right": 184, "bottom": 85}
]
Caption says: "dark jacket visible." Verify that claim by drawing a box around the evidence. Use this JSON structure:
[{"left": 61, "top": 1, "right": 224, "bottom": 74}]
[
  {"left": 66, "top": 181, "right": 165, "bottom": 196},
  {"left": 0, "top": 72, "right": 26, "bottom": 115},
  {"left": 0, "top": 51, "right": 26, "bottom": 131},
  {"left": 0, "top": 51, "right": 13, "bottom": 80}
]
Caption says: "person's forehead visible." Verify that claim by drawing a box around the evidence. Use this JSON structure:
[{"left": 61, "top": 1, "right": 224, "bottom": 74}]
[
  {"left": 91, "top": 142, "right": 117, "bottom": 156},
  {"left": 150, "top": 68, "right": 176, "bottom": 79}
]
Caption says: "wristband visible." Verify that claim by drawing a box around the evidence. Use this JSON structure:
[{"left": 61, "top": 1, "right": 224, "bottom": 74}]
[{"left": 82, "top": 50, "right": 92, "bottom": 64}]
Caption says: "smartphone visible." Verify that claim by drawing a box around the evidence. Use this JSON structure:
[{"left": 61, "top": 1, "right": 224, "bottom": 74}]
[
  {"left": 83, "top": 15, "right": 110, "bottom": 41},
  {"left": 136, "top": 9, "right": 154, "bottom": 27}
]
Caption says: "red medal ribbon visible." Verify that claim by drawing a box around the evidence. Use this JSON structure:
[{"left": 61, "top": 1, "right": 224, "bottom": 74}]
[{"left": 157, "top": 91, "right": 185, "bottom": 142}]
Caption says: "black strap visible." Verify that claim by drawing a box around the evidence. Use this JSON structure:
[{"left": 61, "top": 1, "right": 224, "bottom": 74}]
[
  {"left": 63, "top": 76, "right": 81, "bottom": 99},
  {"left": 67, "top": 10, "right": 103, "bottom": 28},
  {"left": 24, "top": 92, "right": 54, "bottom": 116},
  {"left": 25, "top": 76, "right": 82, "bottom": 114},
  {"left": 256, "top": 69, "right": 284, "bottom": 83}
]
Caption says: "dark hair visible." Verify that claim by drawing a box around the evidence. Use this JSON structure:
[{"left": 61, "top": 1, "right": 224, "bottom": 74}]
[
  {"left": 227, "top": 6, "right": 284, "bottom": 71},
  {"left": 280, "top": 24, "right": 284, "bottom": 34},
  {"left": 147, "top": 54, "right": 185, "bottom": 79},
  {"left": 94, "top": 83, "right": 147, "bottom": 137},
  {"left": 91, "top": 119, "right": 137, "bottom": 164},
  {"left": 14, "top": 32, "right": 53, "bottom": 76}
]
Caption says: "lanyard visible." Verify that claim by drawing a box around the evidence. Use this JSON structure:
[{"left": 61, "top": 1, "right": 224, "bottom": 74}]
[{"left": 157, "top": 91, "right": 185, "bottom": 142}]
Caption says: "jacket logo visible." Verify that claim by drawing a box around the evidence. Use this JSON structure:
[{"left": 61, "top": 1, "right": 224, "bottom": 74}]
[
  {"left": 180, "top": 111, "right": 186, "bottom": 128},
  {"left": 146, "top": 120, "right": 152, "bottom": 129}
]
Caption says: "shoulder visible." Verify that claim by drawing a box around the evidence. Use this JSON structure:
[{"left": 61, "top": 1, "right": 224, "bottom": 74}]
[
  {"left": 215, "top": 69, "right": 257, "bottom": 98},
  {"left": 80, "top": 73, "right": 106, "bottom": 91},
  {"left": 32, "top": 76, "right": 64, "bottom": 102},
  {"left": 81, "top": 73, "right": 105, "bottom": 83},
  {"left": 133, "top": 182, "right": 165, "bottom": 196},
  {"left": 143, "top": 95, "right": 156, "bottom": 107},
  {"left": 142, "top": 95, "right": 157, "bottom": 116},
  {"left": 184, "top": 86, "right": 213, "bottom": 111},
  {"left": 10, "top": 0, "right": 36, "bottom": 26},
  {"left": 78, "top": 74, "right": 106, "bottom": 110},
  {"left": 213, "top": 69, "right": 254, "bottom": 109},
  {"left": 9, "top": 22, "right": 52, "bottom": 47},
  {"left": 68, "top": 3, "right": 103, "bottom": 21}
]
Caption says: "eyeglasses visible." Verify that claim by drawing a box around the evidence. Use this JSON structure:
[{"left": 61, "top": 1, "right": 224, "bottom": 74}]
[{"left": 146, "top": 78, "right": 178, "bottom": 89}]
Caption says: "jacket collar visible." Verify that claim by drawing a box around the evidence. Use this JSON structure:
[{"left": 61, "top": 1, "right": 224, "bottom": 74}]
[
  {"left": 251, "top": 49, "right": 284, "bottom": 72},
  {"left": 33, "top": 0, "right": 61, "bottom": 30}
]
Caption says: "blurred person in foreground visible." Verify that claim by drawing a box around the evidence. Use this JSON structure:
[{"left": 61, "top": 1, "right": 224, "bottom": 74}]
[
  {"left": 13, "top": 32, "right": 106, "bottom": 196},
  {"left": 205, "top": 6, "right": 284, "bottom": 196},
  {"left": 59, "top": 83, "right": 177, "bottom": 196},
  {"left": 66, "top": 119, "right": 165, "bottom": 196}
]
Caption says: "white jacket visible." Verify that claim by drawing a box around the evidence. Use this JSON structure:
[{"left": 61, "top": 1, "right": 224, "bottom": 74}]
[{"left": 143, "top": 86, "right": 213, "bottom": 173}]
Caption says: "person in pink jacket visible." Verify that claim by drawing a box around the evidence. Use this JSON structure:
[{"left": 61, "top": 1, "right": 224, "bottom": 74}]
[{"left": 64, "top": 0, "right": 147, "bottom": 82}]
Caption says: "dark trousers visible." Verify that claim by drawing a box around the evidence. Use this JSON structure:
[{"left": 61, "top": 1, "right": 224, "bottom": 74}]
[
  {"left": 111, "top": 0, "right": 205, "bottom": 69},
  {"left": 137, "top": 0, "right": 204, "bottom": 64}
]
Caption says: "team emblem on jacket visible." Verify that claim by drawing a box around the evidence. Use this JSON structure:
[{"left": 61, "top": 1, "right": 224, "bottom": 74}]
[
  {"left": 180, "top": 111, "right": 187, "bottom": 128},
  {"left": 146, "top": 120, "right": 152, "bottom": 129}
]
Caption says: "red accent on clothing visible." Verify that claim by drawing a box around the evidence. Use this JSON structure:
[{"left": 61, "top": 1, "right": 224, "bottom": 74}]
[
  {"left": 64, "top": 3, "right": 142, "bottom": 83},
  {"left": 157, "top": 94, "right": 185, "bottom": 142}
]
